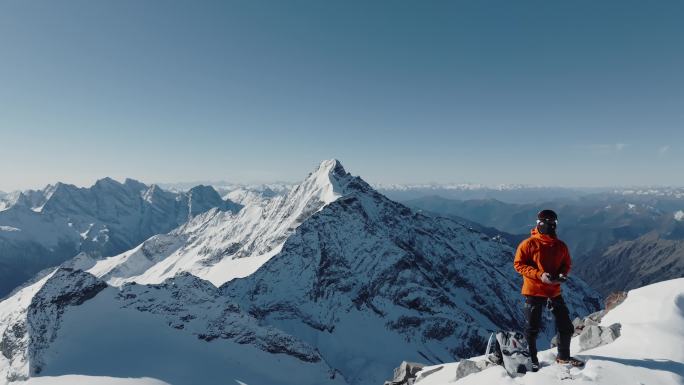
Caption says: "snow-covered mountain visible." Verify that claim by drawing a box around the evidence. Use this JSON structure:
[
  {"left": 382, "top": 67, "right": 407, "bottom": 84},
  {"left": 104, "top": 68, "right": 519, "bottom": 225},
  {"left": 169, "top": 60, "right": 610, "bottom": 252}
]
[
  {"left": 85, "top": 160, "right": 360, "bottom": 286},
  {"left": 402, "top": 277, "right": 684, "bottom": 385},
  {"left": 0, "top": 179, "right": 240, "bottom": 297},
  {"left": 0, "top": 160, "right": 601, "bottom": 385}
]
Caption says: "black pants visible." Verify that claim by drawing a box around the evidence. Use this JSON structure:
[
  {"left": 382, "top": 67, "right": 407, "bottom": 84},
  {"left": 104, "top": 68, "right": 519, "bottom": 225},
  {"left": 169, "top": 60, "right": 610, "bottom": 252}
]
[{"left": 524, "top": 295, "right": 574, "bottom": 362}]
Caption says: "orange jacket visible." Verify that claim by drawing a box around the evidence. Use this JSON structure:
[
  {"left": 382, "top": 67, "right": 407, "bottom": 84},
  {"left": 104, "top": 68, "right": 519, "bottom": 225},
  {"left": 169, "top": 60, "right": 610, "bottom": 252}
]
[{"left": 513, "top": 228, "right": 571, "bottom": 298}]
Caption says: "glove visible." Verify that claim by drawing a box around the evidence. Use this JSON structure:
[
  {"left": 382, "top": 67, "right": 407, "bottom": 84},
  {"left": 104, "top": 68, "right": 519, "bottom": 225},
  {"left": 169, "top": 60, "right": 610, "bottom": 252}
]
[{"left": 540, "top": 272, "right": 553, "bottom": 284}]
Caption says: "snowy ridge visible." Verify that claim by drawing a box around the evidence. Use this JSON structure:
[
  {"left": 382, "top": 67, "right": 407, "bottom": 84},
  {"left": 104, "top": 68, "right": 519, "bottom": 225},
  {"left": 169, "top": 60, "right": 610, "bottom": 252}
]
[
  {"left": 222, "top": 187, "right": 284, "bottom": 207},
  {"left": 0, "top": 269, "right": 344, "bottom": 385},
  {"left": 87, "top": 159, "right": 360, "bottom": 286},
  {"left": 409, "top": 278, "right": 684, "bottom": 385}
]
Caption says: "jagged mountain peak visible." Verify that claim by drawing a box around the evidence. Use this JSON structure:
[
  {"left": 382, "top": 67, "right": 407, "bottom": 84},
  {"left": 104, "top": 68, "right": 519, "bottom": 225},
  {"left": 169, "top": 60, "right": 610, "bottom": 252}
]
[
  {"left": 299, "top": 159, "right": 351, "bottom": 204},
  {"left": 295, "top": 159, "right": 372, "bottom": 207},
  {"left": 187, "top": 185, "right": 242, "bottom": 216},
  {"left": 187, "top": 184, "right": 219, "bottom": 196},
  {"left": 123, "top": 178, "right": 148, "bottom": 191},
  {"left": 315, "top": 158, "right": 346, "bottom": 177},
  {"left": 93, "top": 177, "right": 123, "bottom": 189}
]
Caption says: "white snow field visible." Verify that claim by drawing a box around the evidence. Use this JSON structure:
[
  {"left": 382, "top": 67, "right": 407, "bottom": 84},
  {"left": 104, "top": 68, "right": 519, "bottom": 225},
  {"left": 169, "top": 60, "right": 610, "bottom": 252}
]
[{"left": 413, "top": 277, "right": 684, "bottom": 385}]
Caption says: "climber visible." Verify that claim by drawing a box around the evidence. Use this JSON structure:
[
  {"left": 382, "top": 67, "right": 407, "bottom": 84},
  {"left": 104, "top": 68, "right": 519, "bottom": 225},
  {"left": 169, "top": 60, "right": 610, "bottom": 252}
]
[{"left": 513, "top": 209, "right": 584, "bottom": 371}]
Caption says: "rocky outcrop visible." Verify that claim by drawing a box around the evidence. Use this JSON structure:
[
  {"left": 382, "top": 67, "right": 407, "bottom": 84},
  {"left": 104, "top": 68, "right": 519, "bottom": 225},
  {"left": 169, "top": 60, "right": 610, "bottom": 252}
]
[
  {"left": 550, "top": 291, "right": 627, "bottom": 350},
  {"left": 383, "top": 357, "right": 497, "bottom": 385},
  {"left": 0, "top": 269, "right": 330, "bottom": 383},
  {"left": 454, "top": 359, "right": 497, "bottom": 380},
  {"left": 383, "top": 361, "right": 424, "bottom": 385},
  {"left": 605, "top": 291, "right": 628, "bottom": 311},
  {"left": 117, "top": 273, "right": 323, "bottom": 364},
  {"left": 27, "top": 269, "right": 108, "bottom": 375},
  {"left": 579, "top": 324, "right": 622, "bottom": 351}
]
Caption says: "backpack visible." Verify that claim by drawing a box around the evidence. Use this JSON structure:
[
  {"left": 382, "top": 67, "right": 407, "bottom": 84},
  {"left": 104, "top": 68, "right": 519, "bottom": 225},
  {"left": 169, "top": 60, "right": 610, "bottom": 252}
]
[{"left": 485, "top": 331, "right": 532, "bottom": 376}]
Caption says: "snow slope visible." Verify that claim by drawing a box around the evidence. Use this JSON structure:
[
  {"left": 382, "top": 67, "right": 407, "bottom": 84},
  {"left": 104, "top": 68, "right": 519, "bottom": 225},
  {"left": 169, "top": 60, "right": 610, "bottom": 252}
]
[
  {"left": 86, "top": 159, "right": 362, "bottom": 286},
  {"left": 0, "top": 269, "right": 345, "bottom": 385},
  {"left": 412, "top": 277, "right": 684, "bottom": 385}
]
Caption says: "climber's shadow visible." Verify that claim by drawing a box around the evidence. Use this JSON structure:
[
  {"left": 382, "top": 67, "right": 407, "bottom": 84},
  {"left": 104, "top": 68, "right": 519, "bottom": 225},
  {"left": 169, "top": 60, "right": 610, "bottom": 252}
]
[{"left": 586, "top": 356, "right": 684, "bottom": 377}]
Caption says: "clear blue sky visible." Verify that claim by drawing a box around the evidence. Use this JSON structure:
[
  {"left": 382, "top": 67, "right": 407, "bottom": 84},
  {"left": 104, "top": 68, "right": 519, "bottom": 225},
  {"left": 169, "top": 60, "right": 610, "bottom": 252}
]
[{"left": 1, "top": 0, "right": 682, "bottom": 191}]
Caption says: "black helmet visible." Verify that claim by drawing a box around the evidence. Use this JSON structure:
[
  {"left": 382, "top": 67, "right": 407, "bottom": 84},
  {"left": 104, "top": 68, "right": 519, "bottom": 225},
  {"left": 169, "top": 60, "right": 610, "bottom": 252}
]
[
  {"left": 536, "top": 209, "right": 558, "bottom": 235},
  {"left": 537, "top": 209, "right": 558, "bottom": 221}
]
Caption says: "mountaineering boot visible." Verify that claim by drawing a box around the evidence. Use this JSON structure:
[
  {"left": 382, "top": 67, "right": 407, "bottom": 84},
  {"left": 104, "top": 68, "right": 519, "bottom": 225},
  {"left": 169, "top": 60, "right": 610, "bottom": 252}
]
[
  {"left": 530, "top": 361, "right": 540, "bottom": 372},
  {"left": 556, "top": 357, "right": 585, "bottom": 367}
]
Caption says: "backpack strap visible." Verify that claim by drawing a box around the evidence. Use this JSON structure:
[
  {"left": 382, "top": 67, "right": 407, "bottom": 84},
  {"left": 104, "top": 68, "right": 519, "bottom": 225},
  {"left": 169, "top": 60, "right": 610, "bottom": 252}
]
[{"left": 484, "top": 332, "right": 495, "bottom": 356}]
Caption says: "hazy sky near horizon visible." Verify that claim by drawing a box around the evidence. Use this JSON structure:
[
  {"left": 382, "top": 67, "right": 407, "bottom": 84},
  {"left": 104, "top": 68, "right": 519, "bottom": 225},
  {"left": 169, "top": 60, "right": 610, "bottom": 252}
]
[{"left": 1, "top": 0, "right": 683, "bottom": 191}]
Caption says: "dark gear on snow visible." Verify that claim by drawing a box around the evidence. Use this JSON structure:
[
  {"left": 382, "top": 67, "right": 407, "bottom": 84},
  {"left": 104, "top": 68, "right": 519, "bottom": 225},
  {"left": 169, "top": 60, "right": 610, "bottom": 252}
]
[
  {"left": 484, "top": 331, "right": 533, "bottom": 376},
  {"left": 524, "top": 295, "right": 574, "bottom": 363}
]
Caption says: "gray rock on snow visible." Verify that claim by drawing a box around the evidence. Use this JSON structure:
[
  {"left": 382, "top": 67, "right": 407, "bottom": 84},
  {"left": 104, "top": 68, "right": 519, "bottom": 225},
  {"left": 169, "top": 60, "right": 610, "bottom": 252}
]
[
  {"left": 551, "top": 301, "right": 620, "bottom": 349},
  {"left": 454, "top": 358, "right": 497, "bottom": 381},
  {"left": 384, "top": 361, "right": 425, "bottom": 385},
  {"left": 579, "top": 323, "right": 622, "bottom": 351}
]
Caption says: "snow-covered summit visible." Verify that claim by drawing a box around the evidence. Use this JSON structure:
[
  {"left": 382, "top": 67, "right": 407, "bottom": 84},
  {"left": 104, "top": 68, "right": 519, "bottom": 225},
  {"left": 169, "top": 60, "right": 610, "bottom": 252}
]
[
  {"left": 302, "top": 158, "right": 351, "bottom": 204},
  {"left": 406, "top": 277, "right": 684, "bottom": 385},
  {"left": 86, "top": 159, "right": 365, "bottom": 287}
]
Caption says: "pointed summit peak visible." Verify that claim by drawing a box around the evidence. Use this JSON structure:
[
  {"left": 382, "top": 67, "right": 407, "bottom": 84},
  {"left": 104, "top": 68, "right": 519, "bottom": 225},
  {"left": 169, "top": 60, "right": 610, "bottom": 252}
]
[
  {"left": 292, "top": 158, "right": 379, "bottom": 207},
  {"left": 308, "top": 159, "right": 351, "bottom": 185},
  {"left": 298, "top": 159, "right": 353, "bottom": 204},
  {"left": 316, "top": 159, "right": 346, "bottom": 176}
]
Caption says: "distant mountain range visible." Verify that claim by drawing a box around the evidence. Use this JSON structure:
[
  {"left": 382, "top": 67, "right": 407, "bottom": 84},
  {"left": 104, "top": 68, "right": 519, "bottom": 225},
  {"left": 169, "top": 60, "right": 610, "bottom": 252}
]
[
  {"left": 0, "top": 160, "right": 600, "bottom": 385},
  {"left": 575, "top": 231, "right": 684, "bottom": 295},
  {"left": 0, "top": 179, "right": 240, "bottom": 297},
  {"left": 404, "top": 194, "right": 684, "bottom": 295},
  {"left": 375, "top": 184, "right": 595, "bottom": 203},
  {"left": 377, "top": 184, "right": 684, "bottom": 204}
]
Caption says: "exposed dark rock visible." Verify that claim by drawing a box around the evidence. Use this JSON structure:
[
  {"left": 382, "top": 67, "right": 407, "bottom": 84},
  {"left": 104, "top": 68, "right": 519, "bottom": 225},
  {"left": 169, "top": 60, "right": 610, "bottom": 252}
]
[
  {"left": 579, "top": 323, "right": 622, "bottom": 351},
  {"left": 383, "top": 361, "right": 425, "bottom": 385}
]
